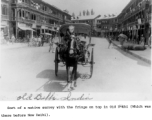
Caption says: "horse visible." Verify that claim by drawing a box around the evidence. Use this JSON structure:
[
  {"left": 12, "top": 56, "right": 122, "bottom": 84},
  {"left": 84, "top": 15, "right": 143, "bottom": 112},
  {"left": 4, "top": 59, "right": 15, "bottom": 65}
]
[{"left": 63, "top": 34, "right": 78, "bottom": 91}]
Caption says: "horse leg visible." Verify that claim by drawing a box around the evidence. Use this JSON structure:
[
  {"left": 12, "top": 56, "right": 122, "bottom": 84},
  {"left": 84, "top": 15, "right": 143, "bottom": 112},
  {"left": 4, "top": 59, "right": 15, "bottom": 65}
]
[
  {"left": 66, "top": 65, "right": 71, "bottom": 90},
  {"left": 74, "top": 63, "right": 77, "bottom": 87},
  {"left": 71, "top": 66, "right": 75, "bottom": 88}
]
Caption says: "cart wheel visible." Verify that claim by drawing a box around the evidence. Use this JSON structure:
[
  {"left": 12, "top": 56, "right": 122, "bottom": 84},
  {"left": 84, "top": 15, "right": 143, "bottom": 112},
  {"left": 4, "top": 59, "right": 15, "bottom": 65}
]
[
  {"left": 55, "top": 47, "right": 58, "bottom": 76},
  {"left": 90, "top": 48, "right": 94, "bottom": 78}
]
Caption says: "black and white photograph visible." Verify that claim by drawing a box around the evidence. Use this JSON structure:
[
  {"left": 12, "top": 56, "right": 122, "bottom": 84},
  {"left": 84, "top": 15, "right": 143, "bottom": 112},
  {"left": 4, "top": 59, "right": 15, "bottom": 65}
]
[{"left": 0, "top": 0, "right": 151, "bottom": 101}]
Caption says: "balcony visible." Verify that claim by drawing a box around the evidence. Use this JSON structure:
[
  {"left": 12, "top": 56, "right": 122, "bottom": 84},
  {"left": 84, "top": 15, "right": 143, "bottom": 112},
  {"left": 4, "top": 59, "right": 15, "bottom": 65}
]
[
  {"left": 1, "top": 15, "right": 9, "bottom": 20},
  {"left": 11, "top": 17, "right": 35, "bottom": 23},
  {"left": 12, "top": 3, "right": 62, "bottom": 21}
]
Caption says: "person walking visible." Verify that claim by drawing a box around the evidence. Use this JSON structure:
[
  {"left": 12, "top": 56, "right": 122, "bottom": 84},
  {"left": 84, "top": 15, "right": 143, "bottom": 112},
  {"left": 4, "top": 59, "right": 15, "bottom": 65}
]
[
  {"left": 148, "top": 35, "right": 151, "bottom": 48},
  {"left": 108, "top": 36, "right": 112, "bottom": 49},
  {"left": 37, "top": 36, "right": 41, "bottom": 47},
  {"left": 140, "top": 34, "right": 145, "bottom": 46},
  {"left": 48, "top": 36, "right": 53, "bottom": 52},
  {"left": 41, "top": 35, "right": 45, "bottom": 46},
  {"left": 11, "top": 35, "right": 15, "bottom": 44},
  {"left": 52, "top": 34, "right": 57, "bottom": 53},
  {"left": 6, "top": 35, "right": 10, "bottom": 45}
]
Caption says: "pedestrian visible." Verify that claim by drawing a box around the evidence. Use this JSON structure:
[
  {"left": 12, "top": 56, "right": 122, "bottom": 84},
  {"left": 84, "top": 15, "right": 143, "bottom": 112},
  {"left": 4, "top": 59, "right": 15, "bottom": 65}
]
[
  {"left": 41, "top": 35, "right": 45, "bottom": 46},
  {"left": 48, "top": 36, "right": 53, "bottom": 52},
  {"left": 52, "top": 35, "right": 56, "bottom": 53},
  {"left": 11, "top": 35, "right": 15, "bottom": 44},
  {"left": 37, "top": 36, "right": 41, "bottom": 47},
  {"left": 6, "top": 35, "right": 10, "bottom": 45},
  {"left": 108, "top": 36, "right": 112, "bottom": 49},
  {"left": 148, "top": 35, "right": 151, "bottom": 48},
  {"left": 140, "top": 34, "right": 145, "bottom": 46}
]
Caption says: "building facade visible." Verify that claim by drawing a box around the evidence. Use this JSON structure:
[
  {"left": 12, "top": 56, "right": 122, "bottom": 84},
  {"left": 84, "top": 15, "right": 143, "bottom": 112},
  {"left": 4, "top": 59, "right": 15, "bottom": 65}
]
[
  {"left": 1, "top": 0, "right": 10, "bottom": 43},
  {"left": 97, "top": 16, "right": 118, "bottom": 37},
  {"left": 117, "top": 0, "right": 151, "bottom": 44},
  {"left": 1, "top": 0, "right": 72, "bottom": 42}
]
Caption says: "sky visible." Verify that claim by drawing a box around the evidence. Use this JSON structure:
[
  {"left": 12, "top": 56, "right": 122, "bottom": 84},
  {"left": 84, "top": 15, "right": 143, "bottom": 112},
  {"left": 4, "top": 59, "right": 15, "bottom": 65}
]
[{"left": 44, "top": 0, "right": 131, "bottom": 16}]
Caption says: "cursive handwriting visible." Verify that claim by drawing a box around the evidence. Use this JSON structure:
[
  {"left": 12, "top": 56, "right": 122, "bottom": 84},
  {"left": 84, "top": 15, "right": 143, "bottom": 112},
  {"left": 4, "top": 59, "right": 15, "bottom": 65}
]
[{"left": 17, "top": 92, "right": 93, "bottom": 101}]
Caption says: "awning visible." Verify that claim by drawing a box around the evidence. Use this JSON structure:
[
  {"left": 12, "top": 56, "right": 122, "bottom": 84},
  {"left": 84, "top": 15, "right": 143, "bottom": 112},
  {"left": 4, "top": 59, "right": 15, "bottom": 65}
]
[
  {"left": 49, "top": 29, "right": 56, "bottom": 31},
  {"left": 18, "top": 26, "right": 34, "bottom": 31}
]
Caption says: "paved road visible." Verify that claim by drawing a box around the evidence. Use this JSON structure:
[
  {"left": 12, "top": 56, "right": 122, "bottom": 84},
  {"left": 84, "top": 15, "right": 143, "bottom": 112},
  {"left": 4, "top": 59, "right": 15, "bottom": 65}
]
[{"left": 0, "top": 37, "right": 151, "bottom": 100}]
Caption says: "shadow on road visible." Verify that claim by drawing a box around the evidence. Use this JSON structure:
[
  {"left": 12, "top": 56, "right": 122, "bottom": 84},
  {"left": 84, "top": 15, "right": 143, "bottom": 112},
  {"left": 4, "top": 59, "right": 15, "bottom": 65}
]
[
  {"left": 43, "top": 82, "right": 67, "bottom": 92},
  {"left": 36, "top": 69, "right": 82, "bottom": 92},
  {"left": 114, "top": 48, "right": 150, "bottom": 67},
  {"left": 36, "top": 69, "right": 67, "bottom": 82}
]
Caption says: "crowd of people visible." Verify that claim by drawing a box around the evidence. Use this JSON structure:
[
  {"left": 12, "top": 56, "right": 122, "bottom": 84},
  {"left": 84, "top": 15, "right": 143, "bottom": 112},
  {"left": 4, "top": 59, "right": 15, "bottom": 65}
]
[{"left": 28, "top": 34, "right": 56, "bottom": 47}]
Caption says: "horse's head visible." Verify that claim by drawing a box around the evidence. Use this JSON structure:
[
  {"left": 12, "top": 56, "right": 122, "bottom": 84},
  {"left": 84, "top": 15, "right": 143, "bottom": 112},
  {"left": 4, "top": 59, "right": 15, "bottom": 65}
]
[{"left": 68, "top": 35, "right": 77, "bottom": 55}]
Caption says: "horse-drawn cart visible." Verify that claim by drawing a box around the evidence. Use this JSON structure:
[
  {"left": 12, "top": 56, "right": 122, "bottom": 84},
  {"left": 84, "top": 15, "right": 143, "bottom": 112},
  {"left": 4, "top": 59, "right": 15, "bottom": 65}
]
[{"left": 54, "top": 23, "right": 95, "bottom": 89}]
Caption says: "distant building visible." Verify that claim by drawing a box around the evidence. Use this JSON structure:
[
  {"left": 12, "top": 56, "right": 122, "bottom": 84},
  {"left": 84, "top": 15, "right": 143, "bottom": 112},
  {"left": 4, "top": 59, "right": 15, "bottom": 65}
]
[
  {"left": 97, "top": 14, "right": 118, "bottom": 37},
  {"left": 72, "top": 14, "right": 102, "bottom": 36}
]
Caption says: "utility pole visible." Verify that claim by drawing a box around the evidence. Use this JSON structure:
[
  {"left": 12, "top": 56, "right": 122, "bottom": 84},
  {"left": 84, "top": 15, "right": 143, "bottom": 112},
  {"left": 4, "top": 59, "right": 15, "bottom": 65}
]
[{"left": 16, "top": 8, "right": 18, "bottom": 41}]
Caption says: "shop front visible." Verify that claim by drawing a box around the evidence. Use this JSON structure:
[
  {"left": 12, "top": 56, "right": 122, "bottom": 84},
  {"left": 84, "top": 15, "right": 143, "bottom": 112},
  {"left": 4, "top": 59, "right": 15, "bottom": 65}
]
[{"left": 17, "top": 23, "right": 34, "bottom": 42}]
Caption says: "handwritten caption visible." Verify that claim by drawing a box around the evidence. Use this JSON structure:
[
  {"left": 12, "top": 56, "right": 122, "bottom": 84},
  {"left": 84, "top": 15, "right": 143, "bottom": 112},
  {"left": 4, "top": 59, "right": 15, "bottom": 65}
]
[{"left": 17, "top": 92, "right": 93, "bottom": 101}]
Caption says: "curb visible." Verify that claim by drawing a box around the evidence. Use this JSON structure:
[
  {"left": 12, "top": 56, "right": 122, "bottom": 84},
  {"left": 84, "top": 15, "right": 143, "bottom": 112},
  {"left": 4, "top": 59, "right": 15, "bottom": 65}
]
[{"left": 111, "top": 41, "right": 151, "bottom": 65}]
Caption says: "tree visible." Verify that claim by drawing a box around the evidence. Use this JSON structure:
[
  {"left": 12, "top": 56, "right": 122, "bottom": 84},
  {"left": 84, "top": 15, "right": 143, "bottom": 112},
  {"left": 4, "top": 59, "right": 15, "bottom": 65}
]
[
  {"left": 91, "top": 9, "right": 94, "bottom": 15},
  {"left": 83, "top": 10, "right": 86, "bottom": 16},
  {"left": 86, "top": 10, "right": 90, "bottom": 16}
]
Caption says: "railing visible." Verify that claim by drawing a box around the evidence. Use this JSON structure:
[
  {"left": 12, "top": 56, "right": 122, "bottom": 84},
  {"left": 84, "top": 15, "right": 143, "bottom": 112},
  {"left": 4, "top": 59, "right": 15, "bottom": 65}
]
[
  {"left": 14, "top": 3, "right": 63, "bottom": 21},
  {"left": 11, "top": 17, "right": 35, "bottom": 23},
  {"left": 1, "top": 15, "right": 9, "bottom": 20}
]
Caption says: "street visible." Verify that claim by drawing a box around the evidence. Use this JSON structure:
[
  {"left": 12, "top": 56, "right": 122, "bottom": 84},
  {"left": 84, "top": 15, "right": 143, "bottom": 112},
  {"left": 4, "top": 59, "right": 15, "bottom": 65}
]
[{"left": 0, "top": 37, "right": 151, "bottom": 96}]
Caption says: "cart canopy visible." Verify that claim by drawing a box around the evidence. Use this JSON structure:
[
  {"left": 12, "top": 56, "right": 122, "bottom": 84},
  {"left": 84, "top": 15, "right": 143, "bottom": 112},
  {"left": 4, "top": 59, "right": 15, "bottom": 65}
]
[{"left": 59, "top": 23, "right": 91, "bottom": 35}]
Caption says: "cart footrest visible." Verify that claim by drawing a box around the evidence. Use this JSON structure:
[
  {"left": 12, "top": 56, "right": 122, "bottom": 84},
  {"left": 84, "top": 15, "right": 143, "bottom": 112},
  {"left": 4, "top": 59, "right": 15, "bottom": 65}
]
[
  {"left": 90, "top": 61, "right": 95, "bottom": 64},
  {"left": 88, "top": 44, "right": 95, "bottom": 47}
]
